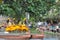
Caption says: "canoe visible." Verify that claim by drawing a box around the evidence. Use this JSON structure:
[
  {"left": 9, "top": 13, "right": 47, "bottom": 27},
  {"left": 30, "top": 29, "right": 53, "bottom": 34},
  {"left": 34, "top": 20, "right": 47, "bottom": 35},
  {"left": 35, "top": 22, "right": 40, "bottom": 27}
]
[
  {"left": 0, "top": 35, "right": 30, "bottom": 39},
  {"left": 0, "top": 34, "right": 44, "bottom": 39},
  {"left": 31, "top": 34, "right": 44, "bottom": 39}
]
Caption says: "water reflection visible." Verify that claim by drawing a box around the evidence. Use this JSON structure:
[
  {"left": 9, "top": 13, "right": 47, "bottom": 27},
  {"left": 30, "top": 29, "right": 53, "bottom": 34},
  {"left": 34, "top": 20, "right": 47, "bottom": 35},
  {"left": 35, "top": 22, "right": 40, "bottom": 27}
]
[{"left": 44, "top": 34, "right": 59, "bottom": 40}]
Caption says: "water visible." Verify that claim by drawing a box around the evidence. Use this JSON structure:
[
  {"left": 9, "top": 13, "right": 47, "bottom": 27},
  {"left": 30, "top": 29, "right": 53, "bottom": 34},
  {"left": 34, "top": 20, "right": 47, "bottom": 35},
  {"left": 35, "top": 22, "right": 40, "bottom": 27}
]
[
  {"left": 0, "top": 38, "right": 5, "bottom": 40},
  {"left": 43, "top": 34, "right": 59, "bottom": 40}
]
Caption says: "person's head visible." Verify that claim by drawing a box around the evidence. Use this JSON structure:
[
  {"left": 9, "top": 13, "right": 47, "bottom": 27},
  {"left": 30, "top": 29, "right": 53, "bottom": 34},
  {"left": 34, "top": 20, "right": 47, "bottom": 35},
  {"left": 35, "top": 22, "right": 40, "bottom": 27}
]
[
  {"left": 13, "top": 18, "right": 15, "bottom": 20},
  {"left": 8, "top": 18, "right": 10, "bottom": 20},
  {"left": 48, "top": 23, "right": 51, "bottom": 26}
]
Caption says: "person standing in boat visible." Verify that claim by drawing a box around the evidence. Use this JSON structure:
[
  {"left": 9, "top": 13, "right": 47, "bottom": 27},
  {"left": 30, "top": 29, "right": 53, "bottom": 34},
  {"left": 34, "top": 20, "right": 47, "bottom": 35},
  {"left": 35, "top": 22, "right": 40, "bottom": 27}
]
[
  {"left": 6, "top": 18, "right": 12, "bottom": 26},
  {"left": 6, "top": 18, "right": 10, "bottom": 24}
]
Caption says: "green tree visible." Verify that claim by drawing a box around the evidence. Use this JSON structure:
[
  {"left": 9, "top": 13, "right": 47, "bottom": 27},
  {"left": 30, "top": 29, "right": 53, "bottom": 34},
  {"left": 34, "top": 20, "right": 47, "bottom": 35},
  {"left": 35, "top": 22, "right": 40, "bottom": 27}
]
[{"left": 0, "top": 0, "right": 56, "bottom": 21}]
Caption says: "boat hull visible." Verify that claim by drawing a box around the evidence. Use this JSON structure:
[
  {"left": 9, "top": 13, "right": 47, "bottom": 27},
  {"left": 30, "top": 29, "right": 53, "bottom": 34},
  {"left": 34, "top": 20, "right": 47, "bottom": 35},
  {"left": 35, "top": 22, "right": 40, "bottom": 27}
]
[{"left": 0, "top": 34, "right": 44, "bottom": 39}]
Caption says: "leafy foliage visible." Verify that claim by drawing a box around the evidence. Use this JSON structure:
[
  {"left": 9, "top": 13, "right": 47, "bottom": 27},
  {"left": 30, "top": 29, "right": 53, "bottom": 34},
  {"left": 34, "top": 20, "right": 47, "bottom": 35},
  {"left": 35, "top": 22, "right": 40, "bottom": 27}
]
[{"left": 0, "top": 0, "right": 56, "bottom": 21}]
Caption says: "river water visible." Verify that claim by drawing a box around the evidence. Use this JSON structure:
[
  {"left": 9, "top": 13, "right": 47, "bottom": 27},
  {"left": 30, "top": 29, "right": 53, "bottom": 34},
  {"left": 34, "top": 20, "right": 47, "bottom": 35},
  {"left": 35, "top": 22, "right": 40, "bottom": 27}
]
[{"left": 43, "top": 34, "right": 59, "bottom": 40}]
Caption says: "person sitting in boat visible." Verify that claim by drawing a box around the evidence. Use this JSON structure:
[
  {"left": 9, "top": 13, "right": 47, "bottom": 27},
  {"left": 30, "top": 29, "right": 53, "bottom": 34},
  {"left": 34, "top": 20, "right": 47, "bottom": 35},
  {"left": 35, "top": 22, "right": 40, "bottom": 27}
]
[{"left": 55, "top": 24, "right": 59, "bottom": 32}]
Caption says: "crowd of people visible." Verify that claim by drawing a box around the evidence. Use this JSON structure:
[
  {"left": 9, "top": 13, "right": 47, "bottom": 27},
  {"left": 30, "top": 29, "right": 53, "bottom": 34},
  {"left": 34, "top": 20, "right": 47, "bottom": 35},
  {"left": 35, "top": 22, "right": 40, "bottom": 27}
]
[
  {"left": 0, "top": 17, "right": 60, "bottom": 33},
  {"left": 36, "top": 20, "right": 60, "bottom": 33}
]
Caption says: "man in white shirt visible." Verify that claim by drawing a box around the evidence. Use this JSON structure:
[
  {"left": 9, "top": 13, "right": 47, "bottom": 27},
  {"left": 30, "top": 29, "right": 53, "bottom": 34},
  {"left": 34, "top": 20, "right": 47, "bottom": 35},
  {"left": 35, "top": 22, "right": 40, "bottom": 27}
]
[{"left": 37, "top": 21, "right": 43, "bottom": 27}]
